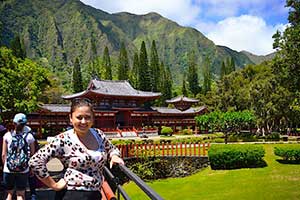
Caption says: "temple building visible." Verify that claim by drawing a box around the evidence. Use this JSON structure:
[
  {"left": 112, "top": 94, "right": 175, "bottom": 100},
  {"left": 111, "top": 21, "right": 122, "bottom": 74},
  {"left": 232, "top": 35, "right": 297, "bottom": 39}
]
[{"left": 27, "top": 79, "right": 207, "bottom": 138}]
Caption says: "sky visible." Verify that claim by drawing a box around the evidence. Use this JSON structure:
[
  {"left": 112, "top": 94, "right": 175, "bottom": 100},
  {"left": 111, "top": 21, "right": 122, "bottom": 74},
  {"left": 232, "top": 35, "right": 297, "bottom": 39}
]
[{"left": 80, "top": 0, "right": 289, "bottom": 55}]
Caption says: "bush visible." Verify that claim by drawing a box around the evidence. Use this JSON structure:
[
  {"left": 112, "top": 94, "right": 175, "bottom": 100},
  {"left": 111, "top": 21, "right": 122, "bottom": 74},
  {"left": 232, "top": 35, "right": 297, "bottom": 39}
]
[
  {"left": 161, "top": 126, "right": 173, "bottom": 136},
  {"left": 265, "top": 133, "right": 280, "bottom": 141},
  {"left": 208, "top": 144, "right": 265, "bottom": 170},
  {"left": 182, "top": 129, "right": 193, "bottom": 135},
  {"left": 212, "top": 138, "right": 224, "bottom": 143},
  {"left": 241, "top": 134, "right": 258, "bottom": 142},
  {"left": 274, "top": 145, "right": 300, "bottom": 161}
]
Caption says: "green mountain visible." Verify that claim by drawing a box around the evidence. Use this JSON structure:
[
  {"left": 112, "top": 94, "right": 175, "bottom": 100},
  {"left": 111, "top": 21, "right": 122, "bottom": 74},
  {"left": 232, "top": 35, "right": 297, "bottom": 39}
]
[
  {"left": 0, "top": 0, "right": 254, "bottom": 85},
  {"left": 240, "top": 50, "right": 276, "bottom": 64}
]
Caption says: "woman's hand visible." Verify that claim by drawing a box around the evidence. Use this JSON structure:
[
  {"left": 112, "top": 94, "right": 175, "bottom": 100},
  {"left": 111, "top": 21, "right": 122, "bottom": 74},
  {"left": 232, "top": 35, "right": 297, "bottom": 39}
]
[
  {"left": 40, "top": 176, "right": 67, "bottom": 191},
  {"left": 53, "top": 178, "right": 67, "bottom": 191},
  {"left": 110, "top": 155, "right": 124, "bottom": 168}
]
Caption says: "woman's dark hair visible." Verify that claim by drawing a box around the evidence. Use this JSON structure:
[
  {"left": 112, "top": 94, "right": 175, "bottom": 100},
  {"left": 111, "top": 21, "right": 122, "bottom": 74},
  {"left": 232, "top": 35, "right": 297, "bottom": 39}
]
[{"left": 70, "top": 98, "right": 94, "bottom": 115}]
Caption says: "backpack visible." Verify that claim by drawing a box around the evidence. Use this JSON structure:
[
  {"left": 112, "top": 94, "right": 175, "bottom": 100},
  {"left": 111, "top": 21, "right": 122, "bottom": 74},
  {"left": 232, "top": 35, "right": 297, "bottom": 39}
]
[{"left": 6, "top": 131, "right": 30, "bottom": 172}]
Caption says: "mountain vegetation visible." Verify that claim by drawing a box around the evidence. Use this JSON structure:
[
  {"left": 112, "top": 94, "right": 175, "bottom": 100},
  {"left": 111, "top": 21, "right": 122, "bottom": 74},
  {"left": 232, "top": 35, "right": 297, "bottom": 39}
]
[
  {"left": 240, "top": 50, "right": 276, "bottom": 64},
  {"left": 0, "top": 0, "right": 257, "bottom": 90},
  {"left": 1, "top": 0, "right": 298, "bottom": 135}
]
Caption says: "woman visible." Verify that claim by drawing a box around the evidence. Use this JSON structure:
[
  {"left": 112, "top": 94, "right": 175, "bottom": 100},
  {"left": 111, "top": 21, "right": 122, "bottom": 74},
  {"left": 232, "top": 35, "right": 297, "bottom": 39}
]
[{"left": 29, "top": 98, "right": 124, "bottom": 200}]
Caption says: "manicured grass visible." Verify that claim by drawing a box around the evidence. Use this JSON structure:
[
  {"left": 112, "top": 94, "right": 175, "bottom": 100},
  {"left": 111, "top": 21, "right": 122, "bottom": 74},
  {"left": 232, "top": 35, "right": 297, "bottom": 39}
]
[{"left": 122, "top": 144, "right": 300, "bottom": 200}]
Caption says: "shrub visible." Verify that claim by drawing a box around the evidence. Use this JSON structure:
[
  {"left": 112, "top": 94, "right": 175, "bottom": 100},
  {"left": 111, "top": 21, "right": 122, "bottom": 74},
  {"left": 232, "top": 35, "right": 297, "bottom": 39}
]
[
  {"left": 274, "top": 145, "right": 300, "bottom": 161},
  {"left": 212, "top": 138, "right": 224, "bottom": 143},
  {"left": 182, "top": 129, "right": 193, "bottom": 135},
  {"left": 265, "top": 133, "right": 280, "bottom": 141},
  {"left": 208, "top": 144, "right": 265, "bottom": 170},
  {"left": 161, "top": 126, "right": 173, "bottom": 136}
]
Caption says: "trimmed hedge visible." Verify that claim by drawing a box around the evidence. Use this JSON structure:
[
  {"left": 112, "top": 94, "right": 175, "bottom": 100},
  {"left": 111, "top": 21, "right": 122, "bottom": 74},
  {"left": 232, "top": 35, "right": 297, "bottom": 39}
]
[
  {"left": 208, "top": 144, "right": 265, "bottom": 169},
  {"left": 274, "top": 145, "right": 300, "bottom": 161}
]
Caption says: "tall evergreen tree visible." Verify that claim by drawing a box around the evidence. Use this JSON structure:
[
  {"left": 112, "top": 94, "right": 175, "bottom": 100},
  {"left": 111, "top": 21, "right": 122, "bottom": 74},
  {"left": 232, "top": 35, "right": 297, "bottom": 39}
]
[
  {"left": 72, "top": 57, "right": 83, "bottom": 93},
  {"left": 182, "top": 72, "right": 188, "bottom": 96},
  {"left": 139, "top": 41, "right": 151, "bottom": 91},
  {"left": 203, "top": 56, "right": 212, "bottom": 94},
  {"left": 229, "top": 57, "right": 236, "bottom": 73},
  {"left": 130, "top": 52, "right": 139, "bottom": 88},
  {"left": 161, "top": 62, "right": 173, "bottom": 105},
  {"left": 150, "top": 40, "right": 160, "bottom": 92},
  {"left": 187, "top": 50, "right": 200, "bottom": 96},
  {"left": 102, "top": 46, "right": 112, "bottom": 80},
  {"left": 220, "top": 60, "right": 226, "bottom": 79},
  {"left": 225, "top": 57, "right": 235, "bottom": 74},
  {"left": 90, "top": 38, "right": 97, "bottom": 60},
  {"left": 87, "top": 57, "right": 101, "bottom": 80},
  {"left": 10, "top": 35, "right": 26, "bottom": 59},
  {"left": 118, "top": 42, "right": 129, "bottom": 80}
]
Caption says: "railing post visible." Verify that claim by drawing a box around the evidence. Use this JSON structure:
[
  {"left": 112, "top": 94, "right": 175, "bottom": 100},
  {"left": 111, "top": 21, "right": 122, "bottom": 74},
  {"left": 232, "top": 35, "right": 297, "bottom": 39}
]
[
  {"left": 180, "top": 143, "right": 182, "bottom": 156},
  {"left": 166, "top": 142, "right": 169, "bottom": 156},
  {"left": 118, "top": 165, "right": 164, "bottom": 200}
]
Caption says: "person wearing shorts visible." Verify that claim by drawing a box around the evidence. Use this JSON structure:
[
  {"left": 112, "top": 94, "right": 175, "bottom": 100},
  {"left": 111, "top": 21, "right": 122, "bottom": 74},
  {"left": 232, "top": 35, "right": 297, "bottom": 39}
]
[
  {"left": 3, "top": 172, "right": 28, "bottom": 192},
  {"left": 2, "top": 113, "right": 35, "bottom": 200}
]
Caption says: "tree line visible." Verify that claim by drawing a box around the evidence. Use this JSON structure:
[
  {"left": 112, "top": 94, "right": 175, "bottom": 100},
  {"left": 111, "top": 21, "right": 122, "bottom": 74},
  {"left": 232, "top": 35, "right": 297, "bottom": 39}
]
[
  {"left": 1, "top": 0, "right": 299, "bottom": 134},
  {"left": 196, "top": 0, "right": 300, "bottom": 134}
]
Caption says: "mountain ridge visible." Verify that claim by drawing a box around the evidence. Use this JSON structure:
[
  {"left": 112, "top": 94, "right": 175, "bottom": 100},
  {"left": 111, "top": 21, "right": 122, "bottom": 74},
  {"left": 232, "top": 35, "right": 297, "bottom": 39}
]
[{"left": 0, "top": 0, "right": 270, "bottom": 85}]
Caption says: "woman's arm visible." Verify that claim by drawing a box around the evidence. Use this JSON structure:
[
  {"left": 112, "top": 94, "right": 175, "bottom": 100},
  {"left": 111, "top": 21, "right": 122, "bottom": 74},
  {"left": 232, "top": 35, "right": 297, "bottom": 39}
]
[
  {"left": 29, "top": 134, "right": 65, "bottom": 184},
  {"left": 38, "top": 176, "right": 66, "bottom": 191}
]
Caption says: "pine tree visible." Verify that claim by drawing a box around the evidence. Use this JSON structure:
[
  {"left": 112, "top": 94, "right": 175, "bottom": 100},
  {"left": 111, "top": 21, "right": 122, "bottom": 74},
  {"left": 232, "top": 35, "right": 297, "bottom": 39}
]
[
  {"left": 10, "top": 35, "right": 26, "bottom": 59},
  {"left": 90, "top": 38, "right": 97, "bottom": 60},
  {"left": 150, "top": 40, "right": 160, "bottom": 92},
  {"left": 229, "top": 57, "right": 236, "bottom": 73},
  {"left": 130, "top": 52, "right": 139, "bottom": 88},
  {"left": 187, "top": 51, "right": 200, "bottom": 96},
  {"left": 220, "top": 61, "right": 226, "bottom": 79},
  {"left": 182, "top": 72, "right": 188, "bottom": 96},
  {"left": 203, "top": 56, "right": 212, "bottom": 94},
  {"left": 161, "top": 62, "right": 173, "bottom": 105},
  {"left": 72, "top": 57, "right": 84, "bottom": 93},
  {"left": 139, "top": 41, "right": 151, "bottom": 91},
  {"left": 118, "top": 42, "right": 129, "bottom": 80},
  {"left": 102, "top": 46, "right": 112, "bottom": 80}
]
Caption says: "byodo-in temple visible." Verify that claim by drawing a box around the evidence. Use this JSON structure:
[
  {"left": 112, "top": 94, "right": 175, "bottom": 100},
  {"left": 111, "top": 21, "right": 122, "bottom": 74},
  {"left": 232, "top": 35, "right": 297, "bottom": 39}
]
[{"left": 27, "top": 79, "right": 208, "bottom": 138}]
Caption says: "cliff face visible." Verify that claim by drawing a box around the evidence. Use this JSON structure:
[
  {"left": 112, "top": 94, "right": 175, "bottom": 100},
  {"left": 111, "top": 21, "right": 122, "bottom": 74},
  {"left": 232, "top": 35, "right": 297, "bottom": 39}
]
[{"left": 0, "top": 0, "right": 255, "bottom": 84}]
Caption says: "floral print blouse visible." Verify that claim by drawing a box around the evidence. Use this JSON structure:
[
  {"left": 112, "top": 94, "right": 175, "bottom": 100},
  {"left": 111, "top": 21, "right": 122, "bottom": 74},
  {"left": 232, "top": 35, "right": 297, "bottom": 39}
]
[{"left": 29, "top": 128, "right": 120, "bottom": 191}]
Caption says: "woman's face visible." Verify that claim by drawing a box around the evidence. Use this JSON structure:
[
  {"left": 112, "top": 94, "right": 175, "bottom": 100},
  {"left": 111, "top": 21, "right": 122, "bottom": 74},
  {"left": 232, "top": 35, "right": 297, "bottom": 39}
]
[{"left": 69, "top": 105, "right": 94, "bottom": 135}]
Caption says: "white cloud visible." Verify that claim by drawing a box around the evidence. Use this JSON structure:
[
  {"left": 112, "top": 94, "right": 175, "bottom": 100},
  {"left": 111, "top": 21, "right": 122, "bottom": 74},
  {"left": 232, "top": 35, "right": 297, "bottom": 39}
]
[
  {"left": 80, "top": 0, "right": 201, "bottom": 26},
  {"left": 205, "top": 15, "right": 286, "bottom": 55},
  {"left": 80, "top": 0, "right": 288, "bottom": 55}
]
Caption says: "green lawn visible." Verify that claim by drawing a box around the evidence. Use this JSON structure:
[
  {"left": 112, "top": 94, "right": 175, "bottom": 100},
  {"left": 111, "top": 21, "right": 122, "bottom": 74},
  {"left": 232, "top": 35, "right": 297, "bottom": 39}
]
[{"left": 123, "top": 144, "right": 300, "bottom": 200}]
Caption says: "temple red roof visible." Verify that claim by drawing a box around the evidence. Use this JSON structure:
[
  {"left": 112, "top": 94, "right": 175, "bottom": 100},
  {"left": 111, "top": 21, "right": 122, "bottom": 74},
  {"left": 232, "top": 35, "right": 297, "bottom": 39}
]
[
  {"left": 152, "top": 106, "right": 206, "bottom": 114},
  {"left": 166, "top": 95, "right": 199, "bottom": 103},
  {"left": 166, "top": 95, "right": 199, "bottom": 111},
  {"left": 62, "top": 79, "right": 161, "bottom": 100}
]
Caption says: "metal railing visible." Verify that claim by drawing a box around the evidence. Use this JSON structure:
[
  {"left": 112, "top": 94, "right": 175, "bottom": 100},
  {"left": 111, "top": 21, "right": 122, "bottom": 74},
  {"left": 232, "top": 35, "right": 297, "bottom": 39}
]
[{"left": 104, "top": 165, "right": 164, "bottom": 200}]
